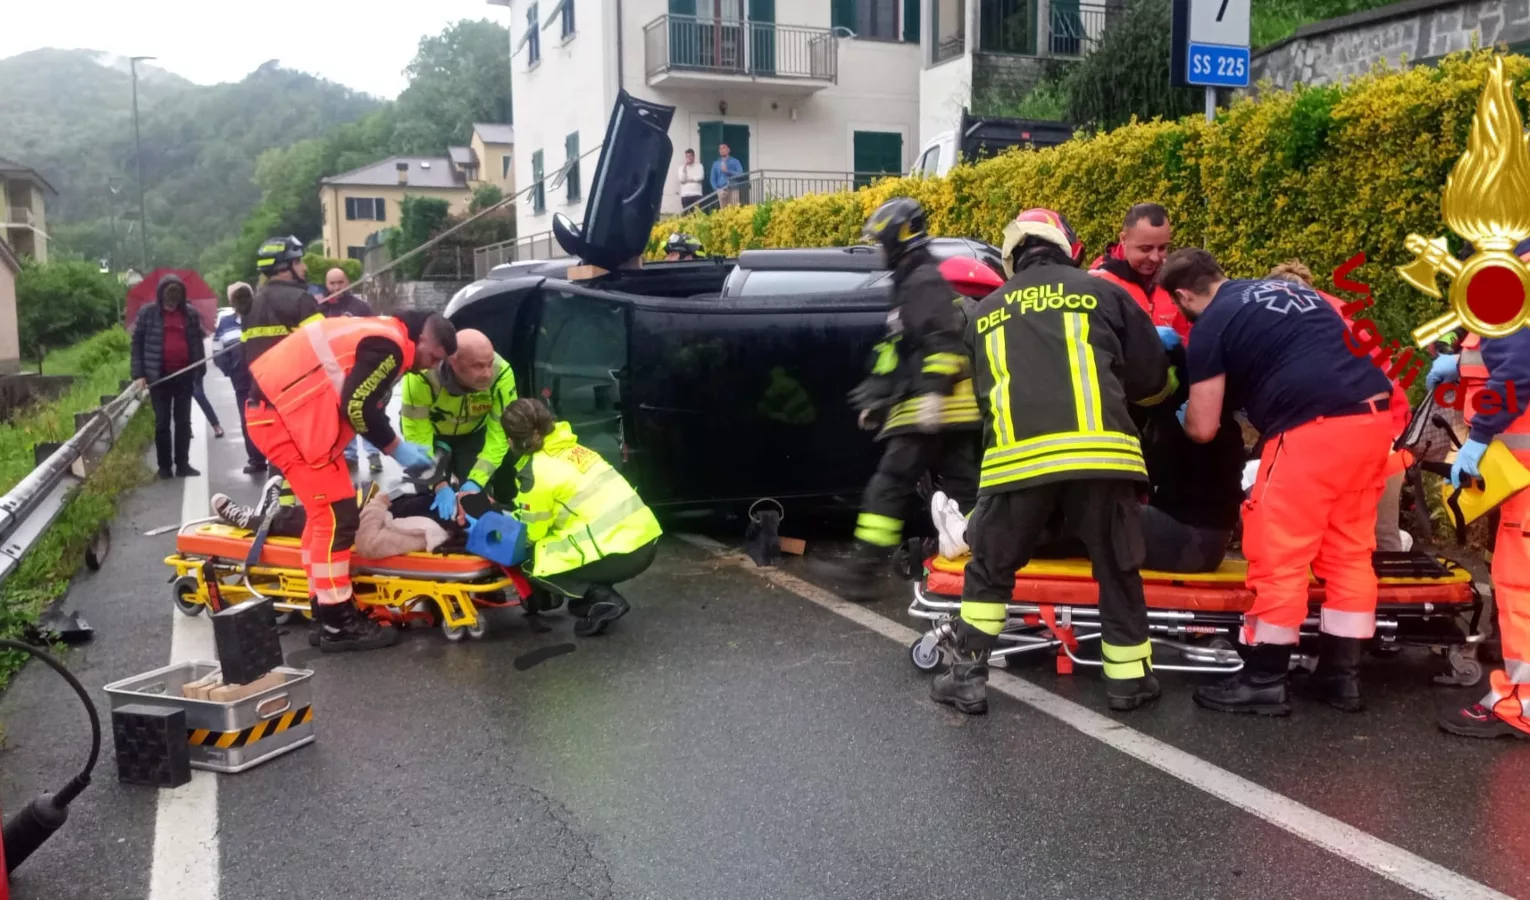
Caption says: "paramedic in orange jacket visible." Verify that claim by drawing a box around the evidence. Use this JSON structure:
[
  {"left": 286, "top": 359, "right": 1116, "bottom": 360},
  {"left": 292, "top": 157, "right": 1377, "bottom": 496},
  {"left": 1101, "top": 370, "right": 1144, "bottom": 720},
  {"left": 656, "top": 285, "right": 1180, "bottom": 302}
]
[
  {"left": 246, "top": 311, "right": 457, "bottom": 652},
  {"left": 1161, "top": 249, "right": 1394, "bottom": 716},
  {"left": 1088, "top": 203, "right": 1191, "bottom": 342},
  {"left": 1433, "top": 324, "right": 1530, "bottom": 740}
]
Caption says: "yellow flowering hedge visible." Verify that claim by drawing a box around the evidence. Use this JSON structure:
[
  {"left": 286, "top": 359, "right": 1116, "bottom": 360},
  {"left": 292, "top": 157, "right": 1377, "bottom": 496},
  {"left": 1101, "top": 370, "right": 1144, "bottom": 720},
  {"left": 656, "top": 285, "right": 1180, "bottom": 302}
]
[{"left": 649, "top": 49, "right": 1530, "bottom": 342}]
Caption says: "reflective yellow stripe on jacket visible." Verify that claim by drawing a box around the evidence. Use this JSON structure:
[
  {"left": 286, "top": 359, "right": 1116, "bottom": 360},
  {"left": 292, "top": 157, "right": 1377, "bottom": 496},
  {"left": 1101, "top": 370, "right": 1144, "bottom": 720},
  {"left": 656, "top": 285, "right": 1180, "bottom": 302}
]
[{"left": 400, "top": 357, "right": 519, "bottom": 484}]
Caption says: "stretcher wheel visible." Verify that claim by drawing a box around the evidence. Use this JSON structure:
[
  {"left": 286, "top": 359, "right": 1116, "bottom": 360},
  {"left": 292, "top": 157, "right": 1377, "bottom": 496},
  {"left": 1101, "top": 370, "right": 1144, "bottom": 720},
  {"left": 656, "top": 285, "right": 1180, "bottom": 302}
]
[
  {"left": 466, "top": 618, "right": 488, "bottom": 640},
  {"left": 172, "top": 576, "right": 203, "bottom": 617},
  {"left": 442, "top": 621, "right": 468, "bottom": 642},
  {"left": 909, "top": 634, "right": 944, "bottom": 673},
  {"left": 1448, "top": 647, "right": 1483, "bottom": 687}
]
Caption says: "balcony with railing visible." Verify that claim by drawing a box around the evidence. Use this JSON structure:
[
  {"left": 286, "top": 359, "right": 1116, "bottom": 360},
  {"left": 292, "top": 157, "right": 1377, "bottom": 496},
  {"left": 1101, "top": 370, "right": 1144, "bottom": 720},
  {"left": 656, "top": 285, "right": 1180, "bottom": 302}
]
[
  {"left": 978, "top": 0, "right": 1119, "bottom": 58},
  {"left": 3, "top": 207, "right": 37, "bottom": 228},
  {"left": 643, "top": 15, "right": 838, "bottom": 93}
]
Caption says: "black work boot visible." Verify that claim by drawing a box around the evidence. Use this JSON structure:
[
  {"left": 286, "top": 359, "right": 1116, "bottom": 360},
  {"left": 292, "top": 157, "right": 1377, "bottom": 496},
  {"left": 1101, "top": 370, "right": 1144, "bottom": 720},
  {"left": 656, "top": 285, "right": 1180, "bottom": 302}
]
[
  {"left": 931, "top": 628, "right": 992, "bottom": 715},
  {"left": 318, "top": 599, "right": 400, "bottom": 653},
  {"left": 1438, "top": 703, "right": 1530, "bottom": 740},
  {"left": 808, "top": 540, "right": 890, "bottom": 602},
  {"left": 573, "top": 586, "right": 631, "bottom": 637},
  {"left": 1292, "top": 633, "right": 1365, "bottom": 712},
  {"left": 1193, "top": 643, "right": 1293, "bottom": 716},
  {"left": 1107, "top": 672, "right": 1162, "bottom": 712}
]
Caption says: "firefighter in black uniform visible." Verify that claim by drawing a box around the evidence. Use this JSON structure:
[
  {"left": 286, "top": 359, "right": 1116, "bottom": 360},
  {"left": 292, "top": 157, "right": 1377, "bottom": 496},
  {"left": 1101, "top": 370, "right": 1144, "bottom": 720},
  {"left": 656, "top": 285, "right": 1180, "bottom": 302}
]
[
  {"left": 243, "top": 236, "right": 323, "bottom": 364},
  {"left": 931, "top": 208, "right": 1179, "bottom": 715},
  {"left": 812, "top": 197, "right": 981, "bottom": 600}
]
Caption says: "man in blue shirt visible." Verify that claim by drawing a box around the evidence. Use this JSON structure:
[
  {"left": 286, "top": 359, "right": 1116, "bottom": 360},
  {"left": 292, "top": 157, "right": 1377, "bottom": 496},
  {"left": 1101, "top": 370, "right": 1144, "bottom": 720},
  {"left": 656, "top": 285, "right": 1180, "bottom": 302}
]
[
  {"left": 1161, "top": 248, "right": 1394, "bottom": 717},
  {"left": 710, "top": 143, "right": 744, "bottom": 208}
]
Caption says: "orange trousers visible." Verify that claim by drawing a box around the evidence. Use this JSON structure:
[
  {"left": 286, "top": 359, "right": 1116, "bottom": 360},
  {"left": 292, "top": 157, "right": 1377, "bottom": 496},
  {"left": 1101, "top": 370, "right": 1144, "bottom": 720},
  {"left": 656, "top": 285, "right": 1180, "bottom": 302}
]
[
  {"left": 1240, "top": 409, "right": 1394, "bottom": 645},
  {"left": 244, "top": 401, "right": 359, "bottom": 606},
  {"left": 1483, "top": 476, "right": 1530, "bottom": 734}
]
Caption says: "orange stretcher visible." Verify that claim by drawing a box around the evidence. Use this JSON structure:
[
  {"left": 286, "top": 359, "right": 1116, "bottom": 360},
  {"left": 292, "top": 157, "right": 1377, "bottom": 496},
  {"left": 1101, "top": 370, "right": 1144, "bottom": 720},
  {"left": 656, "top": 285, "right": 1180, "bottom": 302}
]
[
  {"left": 164, "top": 521, "right": 533, "bottom": 642},
  {"left": 908, "top": 551, "right": 1487, "bottom": 686}
]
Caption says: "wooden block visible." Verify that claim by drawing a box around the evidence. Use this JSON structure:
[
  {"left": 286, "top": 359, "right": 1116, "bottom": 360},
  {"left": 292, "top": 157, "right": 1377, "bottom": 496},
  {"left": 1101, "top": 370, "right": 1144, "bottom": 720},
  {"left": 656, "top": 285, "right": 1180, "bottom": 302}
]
[
  {"left": 779, "top": 537, "right": 807, "bottom": 556},
  {"left": 180, "top": 669, "right": 223, "bottom": 700},
  {"left": 565, "top": 264, "right": 609, "bottom": 281},
  {"left": 206, "top": 670, "right": 285, "bottom": 703}
]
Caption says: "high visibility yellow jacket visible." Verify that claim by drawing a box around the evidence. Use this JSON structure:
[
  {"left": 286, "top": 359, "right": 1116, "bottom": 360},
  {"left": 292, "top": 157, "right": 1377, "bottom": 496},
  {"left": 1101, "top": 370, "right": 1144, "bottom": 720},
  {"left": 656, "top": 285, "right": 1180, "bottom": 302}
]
[
  {"left": 400, "top": 354, "right": 519, "bottom": 486},
  {"left": 513, "top": 421, "right": 663, "bottom": 578},
  {"left": 968, "top": 257, "right": 1176, "bottom": 494}
]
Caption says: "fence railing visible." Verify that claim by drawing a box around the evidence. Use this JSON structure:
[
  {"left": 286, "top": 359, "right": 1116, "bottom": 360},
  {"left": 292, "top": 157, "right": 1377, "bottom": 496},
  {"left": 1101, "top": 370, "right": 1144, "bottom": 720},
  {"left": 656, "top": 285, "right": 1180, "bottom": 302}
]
[
  {"left": 472, "top": 231, "right": 562, "bottom": 280},
  {"left": 978, "top": 0, "right": 1119, "bottom": 57},
  {"left": 668, "top": 170, "right": 902, "bottom": 219},
  {"left": 4, "top": 207, "right": 36, "bottom": 227},
  {"left": 643, "top": 15, "right": 838, "bottom": 83}
]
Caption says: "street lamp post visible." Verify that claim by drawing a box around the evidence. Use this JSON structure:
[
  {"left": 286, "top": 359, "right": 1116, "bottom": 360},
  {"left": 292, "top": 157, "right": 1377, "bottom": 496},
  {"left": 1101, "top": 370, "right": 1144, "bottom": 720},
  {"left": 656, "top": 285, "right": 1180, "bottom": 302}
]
[{"left": 130, "top": 56, "right": 155, "bottom": 272}]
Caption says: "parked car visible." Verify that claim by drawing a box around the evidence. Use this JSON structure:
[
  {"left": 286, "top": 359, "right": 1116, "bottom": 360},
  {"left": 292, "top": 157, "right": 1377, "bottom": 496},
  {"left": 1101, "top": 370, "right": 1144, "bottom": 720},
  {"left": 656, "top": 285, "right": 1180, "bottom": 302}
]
[
  {"left": 447, "top": 90, "right": 1003, "bottom": 514},
  {"left": 911, "top": 109, "right": 1076, "bottom": 178}
]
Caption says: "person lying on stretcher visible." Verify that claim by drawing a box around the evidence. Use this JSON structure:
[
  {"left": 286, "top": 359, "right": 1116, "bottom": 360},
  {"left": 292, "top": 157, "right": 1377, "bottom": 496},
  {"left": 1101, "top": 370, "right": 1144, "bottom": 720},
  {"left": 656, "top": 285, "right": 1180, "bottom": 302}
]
[{"left": 209, "top": 480, "right": 471, "bottom": 557}]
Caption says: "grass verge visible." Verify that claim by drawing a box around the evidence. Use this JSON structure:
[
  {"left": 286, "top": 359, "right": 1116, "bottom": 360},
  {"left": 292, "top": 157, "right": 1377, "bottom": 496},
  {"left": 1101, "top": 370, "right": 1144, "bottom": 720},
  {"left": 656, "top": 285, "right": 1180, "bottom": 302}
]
[
  {"left": 0, "top": 402, "right": 154, "bottom": 691},
  {"left": 0, "top": 328, "right": 134, "bottom": 496}
]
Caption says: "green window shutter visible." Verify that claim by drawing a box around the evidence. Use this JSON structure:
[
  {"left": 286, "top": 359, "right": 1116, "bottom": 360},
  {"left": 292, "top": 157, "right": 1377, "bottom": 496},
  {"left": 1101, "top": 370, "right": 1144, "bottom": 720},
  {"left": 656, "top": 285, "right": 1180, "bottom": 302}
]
[
  {"left": 853, "top": 131, "right": 904, "bottom": 189},
  {"left": 832, "top": 0, "right": 856, "bottom": 30},
  {"left": 531, "top": 150, "right": 545, "bottom": 213},
  {"left": 698, "top": 121, "right": 724, "bottom": 184},
  {"left": 903, "top": 0, "right": 920, "bottom": 42},
  {"left": 565, "top": 132, "right": 581, "bottom": 203},
  {"left": 668, "top": 0, "right": 695, "bottom": 12}
]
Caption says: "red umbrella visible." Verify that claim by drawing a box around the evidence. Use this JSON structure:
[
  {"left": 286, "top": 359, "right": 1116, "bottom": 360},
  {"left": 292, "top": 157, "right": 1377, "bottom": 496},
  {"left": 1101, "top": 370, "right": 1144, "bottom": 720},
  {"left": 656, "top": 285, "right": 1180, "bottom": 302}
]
[{"left": 124, "top": 268, "right": 219, "bottom": 334}]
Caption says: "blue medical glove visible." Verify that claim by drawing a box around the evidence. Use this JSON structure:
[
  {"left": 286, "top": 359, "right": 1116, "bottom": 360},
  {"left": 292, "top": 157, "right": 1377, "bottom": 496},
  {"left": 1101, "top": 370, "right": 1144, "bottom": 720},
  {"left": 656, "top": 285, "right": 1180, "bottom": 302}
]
[
  {"left": 1156, "top": 326, "right": 1181, "bottom": 351},
  {"left": 1451, "top": 438, "right": 1488, "bottom": 488},
  {"left": 1176, "top": 401, "right": 1188, "bottom": 428},
  {"left": 389, "top": 440, "right": 434, "bottom": 471},
  {"left": 1426, "top": 353, "right": 1460, "bottom": 393},
  {"left": 459, "top": 480, "right": 482, "bottom": 496},
  {"left": 432, "top": 484, "right": 458, "bottom": 519}
]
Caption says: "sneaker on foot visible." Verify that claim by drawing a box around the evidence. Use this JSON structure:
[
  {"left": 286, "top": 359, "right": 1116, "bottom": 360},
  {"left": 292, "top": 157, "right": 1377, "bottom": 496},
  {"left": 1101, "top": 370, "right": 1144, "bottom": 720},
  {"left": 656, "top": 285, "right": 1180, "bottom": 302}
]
[
  {"left": 243, "top": 461, "right": 268, "bottom": 475},
  {"left": 157, "top": 468, "right": 174, "bottom": 480},
  {"left": 1438, "top": 703, "right": 1530, "bottom": 740},
  {"left": 176, "top": 465, "right": 201, "bottom": 477},
  {"left": 211, "top": 493, "right": 258, "bottom": 530}
]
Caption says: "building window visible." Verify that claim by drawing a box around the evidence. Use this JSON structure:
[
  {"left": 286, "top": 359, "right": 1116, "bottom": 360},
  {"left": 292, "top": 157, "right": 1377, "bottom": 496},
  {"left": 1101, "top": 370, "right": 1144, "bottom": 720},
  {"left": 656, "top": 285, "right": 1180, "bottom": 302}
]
[
  {"left": 832, "top": 0, "right": 899, "bottom": 41},
  {"left": 564, "top": 132, "right": 581, "bottom": 203},
  {"left": 531, "top": 150, "right": 546, "bottom": 214},
  {"left": 346, "top": 246, "right": 367, "bottom": 261},
  {"left": 932, "top": 0, "right": 966, "bottom": 63},
  {"left": 503, "top": 155, "right": 513, "bottom": 179},
  {"left": 557, "top": 0, "right": 575, "bottom": 38},
  {"left": 528, "top": 4, "right": 542, "bottom": 64},
  {"left": 344, "top": 197, "right": 385, "bottom": 221}
]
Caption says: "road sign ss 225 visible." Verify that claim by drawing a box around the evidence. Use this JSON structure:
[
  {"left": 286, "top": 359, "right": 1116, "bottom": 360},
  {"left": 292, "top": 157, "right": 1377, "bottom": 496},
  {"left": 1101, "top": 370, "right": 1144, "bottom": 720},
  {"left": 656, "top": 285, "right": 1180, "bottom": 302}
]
[{"left": 1170, "top": 0, "right": 1251, "bottom": 89}]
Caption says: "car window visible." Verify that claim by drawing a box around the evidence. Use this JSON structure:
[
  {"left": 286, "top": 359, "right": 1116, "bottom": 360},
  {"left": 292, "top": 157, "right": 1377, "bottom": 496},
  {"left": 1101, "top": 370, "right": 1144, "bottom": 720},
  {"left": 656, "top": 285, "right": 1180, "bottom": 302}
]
[
  {"left": 736, "top": 270, "right": 876, "bottom": 296},
  {"left": 915, "top": 144, "right": 942, "bottom": 177},
  {"left": 533, "top": 290, "right": 628, "bottom": 461}
]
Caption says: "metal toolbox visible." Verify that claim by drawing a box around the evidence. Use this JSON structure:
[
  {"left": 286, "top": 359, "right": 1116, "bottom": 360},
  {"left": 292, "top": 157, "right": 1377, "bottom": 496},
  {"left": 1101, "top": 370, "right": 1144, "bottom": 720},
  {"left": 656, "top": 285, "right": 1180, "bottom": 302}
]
[{"left": 103, "top": 661, "right": 315, "bottom": 774}]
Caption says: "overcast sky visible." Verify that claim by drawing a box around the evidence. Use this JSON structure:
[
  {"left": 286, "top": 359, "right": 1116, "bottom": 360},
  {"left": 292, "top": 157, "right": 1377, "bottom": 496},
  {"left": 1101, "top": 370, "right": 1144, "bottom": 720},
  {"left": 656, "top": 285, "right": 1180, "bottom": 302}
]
[{"left": 1, "top": 0, "right": 512, "bottom": 98}]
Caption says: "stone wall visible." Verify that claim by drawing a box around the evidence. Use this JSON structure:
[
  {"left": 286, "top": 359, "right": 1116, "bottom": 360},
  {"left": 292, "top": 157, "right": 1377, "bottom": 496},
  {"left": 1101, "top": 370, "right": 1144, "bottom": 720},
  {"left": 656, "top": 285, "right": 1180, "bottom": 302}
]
[
  {"left": 368, "top": 279, "right": 471, "bottom": 315},
  {"left": 1251, "top": 0, "right": 1530, "bottom": 91}
]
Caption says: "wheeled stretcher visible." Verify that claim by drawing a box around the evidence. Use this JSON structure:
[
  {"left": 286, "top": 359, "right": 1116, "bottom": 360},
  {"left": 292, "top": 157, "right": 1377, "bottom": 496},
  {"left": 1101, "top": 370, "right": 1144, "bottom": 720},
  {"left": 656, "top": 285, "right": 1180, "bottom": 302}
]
[
  {"left": 908, "top": 551, "right": 1488, "bottom": 686},
  {"left": 164, "top": 521, "right": 534, "bottom": 642}
]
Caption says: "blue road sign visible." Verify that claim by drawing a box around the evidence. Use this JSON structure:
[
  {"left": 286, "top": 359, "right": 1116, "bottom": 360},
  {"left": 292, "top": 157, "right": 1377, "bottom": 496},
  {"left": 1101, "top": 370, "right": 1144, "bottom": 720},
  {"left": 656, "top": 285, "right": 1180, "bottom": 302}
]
[{"left": 1187, "top": 42, "right": 1250, "bottom": 88}]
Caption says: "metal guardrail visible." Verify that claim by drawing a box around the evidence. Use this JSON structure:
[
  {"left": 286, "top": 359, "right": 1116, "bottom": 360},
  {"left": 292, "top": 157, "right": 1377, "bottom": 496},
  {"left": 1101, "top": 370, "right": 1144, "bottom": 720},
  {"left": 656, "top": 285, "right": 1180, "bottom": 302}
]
[
  {"left": 0, "top": 383, "right": 145, "bottom": 588},
  {"left": 643, "top": 15, "right": 838, "bottom": 83},
  {"left": 472, "top": 231, "right": 561, "bottom": 280}
]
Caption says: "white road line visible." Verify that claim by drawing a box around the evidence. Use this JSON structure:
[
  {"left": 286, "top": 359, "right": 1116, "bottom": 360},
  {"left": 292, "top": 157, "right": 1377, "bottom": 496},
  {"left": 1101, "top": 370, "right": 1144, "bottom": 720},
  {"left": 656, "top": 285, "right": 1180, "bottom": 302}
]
[
  {"left": 675, "top": 533, "right": 1513, "bottom": 900},
  {"left": 148, "top": 409, "right": 219, "bottom": 900}
]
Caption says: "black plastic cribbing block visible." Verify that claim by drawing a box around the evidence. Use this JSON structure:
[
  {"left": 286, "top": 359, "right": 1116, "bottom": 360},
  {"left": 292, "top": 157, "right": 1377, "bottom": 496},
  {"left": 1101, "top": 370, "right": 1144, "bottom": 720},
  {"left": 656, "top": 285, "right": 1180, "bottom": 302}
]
[
  {"left": 112, "top": 704, "right": 191, "bottom": 788},
  {"left": 211, "top": 598, "right": 283, "bottom": 685}
]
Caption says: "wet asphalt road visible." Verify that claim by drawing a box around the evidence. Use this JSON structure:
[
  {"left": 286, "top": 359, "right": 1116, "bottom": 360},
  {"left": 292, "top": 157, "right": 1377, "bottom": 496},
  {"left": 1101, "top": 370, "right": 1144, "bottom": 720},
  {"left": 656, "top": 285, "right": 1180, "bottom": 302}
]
[{"left": 3, "top": 375, "right": 1529, "bottom": 900}]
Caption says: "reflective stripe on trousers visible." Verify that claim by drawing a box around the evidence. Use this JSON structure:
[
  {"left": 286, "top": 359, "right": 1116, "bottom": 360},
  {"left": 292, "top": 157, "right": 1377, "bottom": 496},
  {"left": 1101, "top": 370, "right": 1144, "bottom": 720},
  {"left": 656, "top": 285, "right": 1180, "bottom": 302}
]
[
  {"left": 1101, "top": 640, "right": 1153, "bottom": 681},
  {"left": 1319, "top": 606, "right": 1376, "bottom": 639},
  {"left": 1241, "top": 615, "right": 1300, "bottom": 646}
]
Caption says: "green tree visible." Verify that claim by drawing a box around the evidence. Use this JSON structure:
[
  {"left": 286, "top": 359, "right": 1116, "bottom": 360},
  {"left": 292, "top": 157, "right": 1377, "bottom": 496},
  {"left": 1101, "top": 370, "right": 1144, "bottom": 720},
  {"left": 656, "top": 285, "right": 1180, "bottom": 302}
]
[
  {"left": 392, "top": 19, "right": 513, "bottom": 152},
  {"left": 470, "top": 184, "right": 504, "bottom": 213},
  {"left": 16, "top": 260, "right": 122, "bottom": 371},
  {"left": 386, "top": 196, "right": 453, "bottom": 280},
  {"left": 1063, "top": 0, "right": 1203, "bottom": 132}
]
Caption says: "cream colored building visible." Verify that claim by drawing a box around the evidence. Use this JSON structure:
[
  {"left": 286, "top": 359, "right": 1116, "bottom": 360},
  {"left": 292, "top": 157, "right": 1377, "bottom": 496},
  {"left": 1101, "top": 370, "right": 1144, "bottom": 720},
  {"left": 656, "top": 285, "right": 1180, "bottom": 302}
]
[
  {"left": 0, "top": 157, "right": 54, "bottom": 263},
  {"left": 0, "top": 237, "right": 21, "bottom": 374},
  {"left": 451, "top": 122, "right": 517, "bottom": 197},
  {"left": 318, "top": 157, "right": 475, "bottom": 260}
]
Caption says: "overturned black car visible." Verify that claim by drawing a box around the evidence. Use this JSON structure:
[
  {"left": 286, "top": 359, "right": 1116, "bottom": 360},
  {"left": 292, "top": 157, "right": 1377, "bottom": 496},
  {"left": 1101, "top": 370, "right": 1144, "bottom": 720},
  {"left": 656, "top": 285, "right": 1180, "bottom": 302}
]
[{"left": 446, "top": 91, "right": 1004, "bottom": 514}]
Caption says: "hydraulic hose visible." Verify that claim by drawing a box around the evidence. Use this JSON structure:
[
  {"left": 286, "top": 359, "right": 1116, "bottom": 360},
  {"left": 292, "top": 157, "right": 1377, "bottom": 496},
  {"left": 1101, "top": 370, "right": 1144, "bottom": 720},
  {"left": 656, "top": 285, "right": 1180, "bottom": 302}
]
[{"left": 0, "top": 639, "right": 101, "bottom": 874}]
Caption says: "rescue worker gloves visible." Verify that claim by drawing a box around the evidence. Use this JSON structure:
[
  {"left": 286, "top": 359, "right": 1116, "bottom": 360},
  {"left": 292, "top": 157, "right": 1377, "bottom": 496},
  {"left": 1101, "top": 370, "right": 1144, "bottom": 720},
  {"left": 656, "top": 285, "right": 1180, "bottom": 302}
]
[
  {"left": 1176, "top": 401, "right": 1188, "bottom": 428},
  {"left": 459, "top": 480, "right": 482, "bottom": 495},
  {"left": 389, "top": 440, "right": 435, "bottom": 472},
  {"left": 1156, "top": 326, "right": 1181, "bottom": 351},
  {"left": 432, "top": 484, "right": 458, "bottom": 519},
  {"left": 1426, "top": 353, "right": 1460, "bottom": 392},
  {"left": 1452, "top": 438, "right": 1489, "bottom": 488}
]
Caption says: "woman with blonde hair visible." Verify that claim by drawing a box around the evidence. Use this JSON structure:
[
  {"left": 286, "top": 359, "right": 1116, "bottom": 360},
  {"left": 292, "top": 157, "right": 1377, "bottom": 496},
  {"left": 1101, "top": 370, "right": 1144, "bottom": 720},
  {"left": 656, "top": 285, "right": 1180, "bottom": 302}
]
[{"left": 503, "top": 398, "right": 663, "bottom": 636}]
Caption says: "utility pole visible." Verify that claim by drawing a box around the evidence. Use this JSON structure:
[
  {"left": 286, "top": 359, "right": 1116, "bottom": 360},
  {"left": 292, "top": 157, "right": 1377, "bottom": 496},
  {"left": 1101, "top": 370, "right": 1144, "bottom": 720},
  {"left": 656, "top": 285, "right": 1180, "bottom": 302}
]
[{"left": 130, "top": 56, "right": 155, "bottom": 272}]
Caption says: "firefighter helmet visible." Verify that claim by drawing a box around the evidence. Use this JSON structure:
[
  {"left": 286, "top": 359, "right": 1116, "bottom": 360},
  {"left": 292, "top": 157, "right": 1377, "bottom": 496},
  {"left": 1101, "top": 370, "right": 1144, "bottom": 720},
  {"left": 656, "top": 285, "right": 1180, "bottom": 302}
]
[
  {"left": 256, "top": 235, "right": 305, "bottom": 276},
  {"left": 1001, "top": 208, "right": 1083, "bottom": 276},
  {"left": 862, "top": 197, "right": 931, "bottom": 265}
]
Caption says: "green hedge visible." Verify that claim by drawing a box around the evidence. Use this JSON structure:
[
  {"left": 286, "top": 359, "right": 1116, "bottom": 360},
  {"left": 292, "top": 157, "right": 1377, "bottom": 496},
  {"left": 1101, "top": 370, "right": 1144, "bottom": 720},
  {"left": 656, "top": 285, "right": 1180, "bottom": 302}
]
[{"left": 652, "top": 49, "right": 1527, "bottom": 344}]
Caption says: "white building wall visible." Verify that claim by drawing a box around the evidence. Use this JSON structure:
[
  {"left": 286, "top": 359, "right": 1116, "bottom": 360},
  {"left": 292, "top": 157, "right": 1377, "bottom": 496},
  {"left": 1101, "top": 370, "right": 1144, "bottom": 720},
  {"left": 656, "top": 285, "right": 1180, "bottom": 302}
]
[
  {"left": 507, "top": 0, "right": 615, "bottom": 241},
  {"left": 918, "top": 0, "right": 976, "bottom": 153}
]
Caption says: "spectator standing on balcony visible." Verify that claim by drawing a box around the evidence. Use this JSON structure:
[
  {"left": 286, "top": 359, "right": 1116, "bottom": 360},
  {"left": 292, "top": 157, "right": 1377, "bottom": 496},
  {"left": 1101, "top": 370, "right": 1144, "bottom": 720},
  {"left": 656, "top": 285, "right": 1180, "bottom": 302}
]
[
  {"left": 711, "top": 143, "right": 744, "bottom": 208},
  {"left": 678, "top": 149, "right": 705, "bottom": 213}
]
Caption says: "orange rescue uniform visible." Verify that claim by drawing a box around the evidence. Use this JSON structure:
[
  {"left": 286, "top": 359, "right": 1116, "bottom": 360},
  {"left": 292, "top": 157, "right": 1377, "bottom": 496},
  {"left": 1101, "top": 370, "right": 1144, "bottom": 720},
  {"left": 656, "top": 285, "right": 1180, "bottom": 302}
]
[
  {"left": 1460, "top": 333, "right": 1530, "bottom": 735},
  {"left": 1089, "top": 263, "right": 1192, "bottom": 342},
  {"left": 245, "top": 316, "right": 416, "bottom": 606}
]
